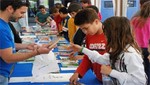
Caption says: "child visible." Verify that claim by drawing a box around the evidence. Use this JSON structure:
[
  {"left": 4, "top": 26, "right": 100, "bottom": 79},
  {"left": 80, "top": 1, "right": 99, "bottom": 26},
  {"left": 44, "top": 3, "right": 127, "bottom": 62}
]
[
  {"left": 51, "top": 7, "right": 62, "bottom": 33},
  {"left": 80, "top": 0, "right": 102, "bottom": 20},
  {"left": 69, "top": 9, "right": 107, "bottom": 84},
  {"left": 71, "top": 5, "right": 102, "bottom": 60},
  {"left": 35, "top": 5, "right": 49, "bottom": 26},
  {"left": 59, "top": 7, "right": 70, "bottom": 41},
  {"left": 70, "top": 16, "right": 147, "bottom": 85},
  {"left": 80, "top": 0, "right": 91, "bottom": 9},
  {"left": 67, "top": 3, "right": 82, "bottom": 43},
  {"left": 131, "top": 1, "right": 150, "bottom": 84}
]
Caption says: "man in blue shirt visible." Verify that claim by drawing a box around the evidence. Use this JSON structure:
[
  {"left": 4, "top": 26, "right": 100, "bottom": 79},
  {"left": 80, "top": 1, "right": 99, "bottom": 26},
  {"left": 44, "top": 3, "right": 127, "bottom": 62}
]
[{"left": 0, "top": 0, "right": 54, "bottom": 85}]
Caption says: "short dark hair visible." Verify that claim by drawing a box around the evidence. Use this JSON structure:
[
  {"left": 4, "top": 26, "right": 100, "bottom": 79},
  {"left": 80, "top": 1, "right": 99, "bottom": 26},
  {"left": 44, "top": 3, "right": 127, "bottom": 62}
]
[
  {"left": 80, "top": 0, "right": 91, "bottom": 4},
  {"left": 68, "top": 3, "right": 82, "bottom": 13},
  {"left": 86, "top": 5, "right": 99, "bottom": 13},
  {"left": 74, "top": 8, "right": 99, "bottom": 26},
  {"left": 0, "top": 0, "right": 30, "bottom": 11},
  {"left": 59, "top": 7, "right": 68, "bottom": 14},
  {"left": 38, "top": 5, "right": 45, "bottom": 9},
  {"left": 140, "top": 0, "right": 150, "bottom": 6},
  {"left": 54, "top": 3, "right": 63, "bottom": 9}
]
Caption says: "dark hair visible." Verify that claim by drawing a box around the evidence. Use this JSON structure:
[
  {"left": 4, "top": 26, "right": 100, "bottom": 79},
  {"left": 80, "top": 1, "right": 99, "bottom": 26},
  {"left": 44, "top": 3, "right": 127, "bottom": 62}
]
[
  {"left": 86, "top": 5, "right": 99, "bottom": 13},
  {"left": 38, "top": 5, "right": 45, "bottom": 9},
  {"left": 54, "top": 3, "right": 63, "bottom": 9},
  {"left": 59, "top": 7, "right": 68, "bottom": 14},
  {"left": 0, "top": 0, "right": 29, "bottom": 11},
  {"left": 103, "top": 16, "right": 141, "bottom": 68},
  {"left": 140, "top": 0, "right": 150, "bottom": 6},
  {"left": 68, "top": 3, "right": 82, "bottom": 13},
  {"left": 80, "top": 0, "right": 91, "bottom": 4},
  {"left": 74, "top": 8, "right": 99, "bottom": 26}
]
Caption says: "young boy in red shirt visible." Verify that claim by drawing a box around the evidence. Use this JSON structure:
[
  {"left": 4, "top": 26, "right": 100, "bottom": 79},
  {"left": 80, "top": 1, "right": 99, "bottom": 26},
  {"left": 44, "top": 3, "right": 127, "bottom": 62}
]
[{"left": 69, "top": 8, "right": 107, "bottom": 84}]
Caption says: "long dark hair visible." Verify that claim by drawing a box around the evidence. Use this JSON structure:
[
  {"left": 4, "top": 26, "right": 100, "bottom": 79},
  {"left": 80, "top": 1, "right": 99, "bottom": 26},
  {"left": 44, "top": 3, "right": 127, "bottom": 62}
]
[{"left": 103, "top": 16, "right": 141, "bottom": 67}]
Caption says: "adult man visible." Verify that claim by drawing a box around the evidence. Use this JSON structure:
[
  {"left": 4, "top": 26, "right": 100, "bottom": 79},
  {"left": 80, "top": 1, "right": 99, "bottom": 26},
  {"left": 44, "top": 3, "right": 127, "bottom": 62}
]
[{"left": 0, "top": 0, "right": 53, "bottom": 85}]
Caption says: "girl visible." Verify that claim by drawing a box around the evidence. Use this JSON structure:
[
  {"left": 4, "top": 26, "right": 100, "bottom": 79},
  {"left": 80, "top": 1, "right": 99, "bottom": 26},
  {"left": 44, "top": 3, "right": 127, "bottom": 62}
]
[
  {"left": 70, "top": 16, "right": 147, "bottom": 85},
  {"left": 131, "top": 1, "right": 150, "bottom": 84}
]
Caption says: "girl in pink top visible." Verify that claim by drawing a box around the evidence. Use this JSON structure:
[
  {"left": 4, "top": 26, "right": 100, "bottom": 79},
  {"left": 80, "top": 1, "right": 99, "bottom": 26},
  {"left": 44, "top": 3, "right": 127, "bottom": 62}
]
[{"left": 131, "top": 1, "right": 150, "bottom": 85}]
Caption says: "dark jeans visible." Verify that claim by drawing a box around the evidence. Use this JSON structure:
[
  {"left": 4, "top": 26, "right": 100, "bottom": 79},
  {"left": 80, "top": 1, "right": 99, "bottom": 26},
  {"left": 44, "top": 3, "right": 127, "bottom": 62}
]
[{"left": 142, "top": 48, "right": 150, "bottom": 85}]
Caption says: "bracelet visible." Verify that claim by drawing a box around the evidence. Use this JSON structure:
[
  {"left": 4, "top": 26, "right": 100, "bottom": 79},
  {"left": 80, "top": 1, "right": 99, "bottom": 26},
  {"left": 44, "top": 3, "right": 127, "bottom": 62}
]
[
  {"left": 36, "top": 49, "right": 40, "bottom": 55},
  {"left": 80, "top": 47, "right": 84, "bottom": 53}
]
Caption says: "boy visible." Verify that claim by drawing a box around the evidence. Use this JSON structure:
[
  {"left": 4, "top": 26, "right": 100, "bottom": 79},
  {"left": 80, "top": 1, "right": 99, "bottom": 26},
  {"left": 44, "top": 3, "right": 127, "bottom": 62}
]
[
  {"left": 67, "top": 3, "right": 82, "bottom": 43},
  {"left": 80, "top": 0, "right": 91, "bottom": 9},
  {"left": 69, "top": 9, "right": 107, "bottom": 84},
  {"left": 35, "top": 5, "right": 49, "bottom": 27},
  {"left": 59, "top": 7, "right": 70, "bottom": 41}
]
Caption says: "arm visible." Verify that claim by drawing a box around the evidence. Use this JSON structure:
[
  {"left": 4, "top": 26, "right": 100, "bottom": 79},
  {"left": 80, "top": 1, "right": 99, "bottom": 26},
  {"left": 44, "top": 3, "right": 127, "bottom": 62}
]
[
  {"left": 35, "top": 16, "right": 41, "bottom": 25},
  {"left": 15, "top": 43, "right": 35, "bottom": 50},
  {"left": 82, "top": 47, "right": 110, "bottom": 65},
  {"left": 0, "top": 47, "right": 37, "bottom": 63},
  {"left": 109, "top": 53, "right": 146, "bottom": 85},
  {"left": 0, "top": 44, "right": 53, "bottom": 64},
  {"left": 75, "top": 55, "right": 92, "bottom": 77}
]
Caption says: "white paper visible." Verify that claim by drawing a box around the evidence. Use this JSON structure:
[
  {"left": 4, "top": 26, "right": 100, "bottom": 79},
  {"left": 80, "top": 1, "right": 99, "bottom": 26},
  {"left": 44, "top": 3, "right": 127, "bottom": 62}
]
[
  {"left": 9, "top": 77, "right": 32, "bottom": 83},
  {"left": 60, "top": 67, "right": 77, "bottom": 71},
  {"left": 32, "top": 51, "right": 60, "bottom": 77},
  {"left": 20, "top": 35, "right": 36, "bottom": 38},
  {"left": 31, "top": 73, "right": 73, "bottom": 82}
]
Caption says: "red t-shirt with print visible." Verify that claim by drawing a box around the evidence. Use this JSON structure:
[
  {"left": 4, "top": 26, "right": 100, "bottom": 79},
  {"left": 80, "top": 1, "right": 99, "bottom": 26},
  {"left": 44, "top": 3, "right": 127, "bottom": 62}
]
[{"left": 76, "top": 33, "right": 107, "bottom": 82}]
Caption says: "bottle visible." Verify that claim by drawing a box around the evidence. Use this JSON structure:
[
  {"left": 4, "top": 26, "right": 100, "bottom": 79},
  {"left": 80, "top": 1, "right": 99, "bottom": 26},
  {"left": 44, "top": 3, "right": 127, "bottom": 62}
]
[{"left": 102, "top": 74, "right": 114, "bottom": 85}]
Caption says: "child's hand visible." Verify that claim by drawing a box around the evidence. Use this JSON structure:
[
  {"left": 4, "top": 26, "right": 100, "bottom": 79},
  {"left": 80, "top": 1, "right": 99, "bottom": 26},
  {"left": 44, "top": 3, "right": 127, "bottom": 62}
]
[
  {"left": 101, "top": 65, "right": 112, "bottom": 75},
  {"left": 69, "top": 73, "right": 79, "bottom": 85},
  {"left": 69, "top": 43, "right": 82, "bottom": 52}
]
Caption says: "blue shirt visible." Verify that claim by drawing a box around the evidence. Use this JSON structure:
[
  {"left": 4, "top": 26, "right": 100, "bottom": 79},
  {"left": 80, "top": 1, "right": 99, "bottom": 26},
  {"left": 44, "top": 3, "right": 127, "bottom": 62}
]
[{"left": 0, "top": 19, "right": 16, "bottom": 77}]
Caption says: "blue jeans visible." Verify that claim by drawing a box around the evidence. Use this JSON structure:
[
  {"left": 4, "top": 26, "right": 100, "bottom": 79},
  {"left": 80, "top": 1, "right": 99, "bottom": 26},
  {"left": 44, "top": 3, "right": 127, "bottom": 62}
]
[{"left": 0, "top": 75, "right": 8, "bottom": 85}]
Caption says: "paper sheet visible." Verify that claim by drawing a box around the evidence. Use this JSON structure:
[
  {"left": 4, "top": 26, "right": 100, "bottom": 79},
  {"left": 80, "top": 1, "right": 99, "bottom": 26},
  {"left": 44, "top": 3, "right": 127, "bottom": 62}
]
[
  {"left": 32, "top": 73, "right": 73, "bottom": 82},
  {"left": 9, "top": 77, "right": 32, "bottom": 83},
  {"left": 32, "top": 51, "right": 59, "bottom": 77},
  {"left": 60, "top": 67, "right": 77, "bottom": 71}
]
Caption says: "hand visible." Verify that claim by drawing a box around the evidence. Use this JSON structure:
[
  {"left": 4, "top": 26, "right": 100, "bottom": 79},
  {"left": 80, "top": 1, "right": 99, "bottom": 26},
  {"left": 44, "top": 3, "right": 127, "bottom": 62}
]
[
  {"left": 26, "top": 43, "right": 37, "bottom": 50},
  {"left": 36, "top": 44, "right": 53, "bottom": 54},
  {"left": 69, "top": 73, "right": 79, "bottom": 85},
  {"left": 100, "top": 65, "right": 112, "bottom": 75},
  {"left": 69, "top": 52, "right": 76, "bottom": 60},
  {"left": 69, "top": 52, "right": 84, "bottom": 60},
  {"left": 69, "top": 43, "right": 82, "bottom": 53}
]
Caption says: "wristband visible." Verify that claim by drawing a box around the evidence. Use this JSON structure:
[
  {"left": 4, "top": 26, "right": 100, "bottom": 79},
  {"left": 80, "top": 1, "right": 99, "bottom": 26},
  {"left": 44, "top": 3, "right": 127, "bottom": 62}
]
[{"left": 80, "top": 47, "right": 84, "bottom": 53}]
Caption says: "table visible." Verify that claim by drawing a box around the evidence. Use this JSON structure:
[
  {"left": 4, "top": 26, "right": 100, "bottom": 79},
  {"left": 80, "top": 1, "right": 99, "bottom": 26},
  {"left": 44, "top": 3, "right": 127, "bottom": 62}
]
[
  {"left": 8, "top": 35, "right": 102, "bottom": 85},
  {"left": 9, "top": 62, "right": 101, "bottom": 85}
]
